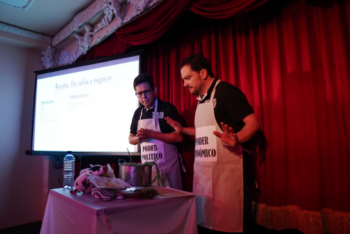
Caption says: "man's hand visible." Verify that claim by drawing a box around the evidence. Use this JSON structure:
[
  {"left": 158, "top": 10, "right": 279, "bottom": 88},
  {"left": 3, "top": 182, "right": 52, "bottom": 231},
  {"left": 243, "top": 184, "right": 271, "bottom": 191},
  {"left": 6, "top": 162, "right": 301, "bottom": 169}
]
[
  {"left": 165, "top": 117, "right": 183, "bottom": 133},
  {"left": 213, "top": 122, "right": 240, "bottom": 147},
  {"left": 137, "top": 128, "right": 153, "bottom": 141}
]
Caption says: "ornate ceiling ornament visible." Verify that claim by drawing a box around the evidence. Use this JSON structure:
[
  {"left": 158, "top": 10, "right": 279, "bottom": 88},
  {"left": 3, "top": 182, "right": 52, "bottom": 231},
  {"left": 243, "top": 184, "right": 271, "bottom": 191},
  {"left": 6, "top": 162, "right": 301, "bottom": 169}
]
[{"left": 42, "top": 0, "right": 162, "bottom": 69}]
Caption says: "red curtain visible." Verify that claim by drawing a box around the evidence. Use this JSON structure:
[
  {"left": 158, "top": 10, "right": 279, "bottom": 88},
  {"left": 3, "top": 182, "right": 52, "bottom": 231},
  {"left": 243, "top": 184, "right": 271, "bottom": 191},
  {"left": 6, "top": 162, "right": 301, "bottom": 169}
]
[
  {"left": 78, "top": 0, "right": 350, "bottom": 232},
  {"left": 141, "top": 1, "right": 350, "bottom": 232},
  {"left": 139, "top": 0, "right": 350, "bottom": 212},
  {"left": 77, "top": 33, "right": 130, "bottom": 62},
  {"left": 115, "top": 0, "right": 190, "bottom": 45},
  {"left": 79, "top": 0, "right": 267, "bottom": 61},
  {"left": 190, "top": 0, "right": 267, "bottom": 18}
]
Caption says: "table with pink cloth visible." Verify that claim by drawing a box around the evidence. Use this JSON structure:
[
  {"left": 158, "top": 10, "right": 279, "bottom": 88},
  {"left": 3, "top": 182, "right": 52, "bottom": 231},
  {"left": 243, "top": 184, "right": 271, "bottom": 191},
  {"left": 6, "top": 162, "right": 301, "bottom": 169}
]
[{"left": 40, "top": 187, "right": 197, "bottom": 234}]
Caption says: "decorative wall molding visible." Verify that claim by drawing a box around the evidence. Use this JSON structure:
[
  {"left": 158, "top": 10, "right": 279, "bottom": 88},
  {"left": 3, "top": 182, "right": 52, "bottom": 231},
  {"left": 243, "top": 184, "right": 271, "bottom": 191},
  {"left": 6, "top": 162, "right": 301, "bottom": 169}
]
[
  {"left": 41, "top": 46, "right": 55, "bottom": 69},
  {"left": 0, "top": 22, "right": 52, "bottom": 43},
  {"left": 58, "top": 50, "right": 70, "bottom": 66},
  {"left": 72, "top": 24, "right": 94, "bottom": 61},
  {"left": 43, "top": 0, "right": 162, "bottom": 70},
  {"left": 129, "top": 0, "right": 151, "bottom": 11},
  {"left": 51, "top": 0, "right": 106, "bottom": 47},
  {"left": 94, "top": 1, "right": 114, "bottom": 32},
  {"left": 52, "top": 0, "right": 158, "bottom": 47},
  {"left": 0, "top": 0, "right": 35, "bottom": 11}
]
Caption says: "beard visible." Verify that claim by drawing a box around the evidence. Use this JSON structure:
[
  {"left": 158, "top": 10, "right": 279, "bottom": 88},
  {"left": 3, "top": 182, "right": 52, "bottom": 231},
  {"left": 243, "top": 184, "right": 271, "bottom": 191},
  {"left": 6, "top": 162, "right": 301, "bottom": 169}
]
[
  {"left": 190, "top": 89, "right": 199, "bottom": 96},
  {"left": 189, "top": 83, "right": 202, "bottom": 96}
]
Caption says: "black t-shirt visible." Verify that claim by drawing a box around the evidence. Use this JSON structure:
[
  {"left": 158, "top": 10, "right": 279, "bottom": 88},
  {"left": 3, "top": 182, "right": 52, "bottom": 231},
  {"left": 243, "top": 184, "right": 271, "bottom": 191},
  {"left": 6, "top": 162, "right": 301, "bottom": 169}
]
[
  {"left": 130, "top": 98, "right": 182, "bottom": 135},
  {"left": 198, "top": 78, "right": 254, "bottom": 150},
  {"left": 199, "top": 78, "right": 254, "bottom": 131},
  {"left": 199, "top": 78, "right": 255, "bottom": 185}
]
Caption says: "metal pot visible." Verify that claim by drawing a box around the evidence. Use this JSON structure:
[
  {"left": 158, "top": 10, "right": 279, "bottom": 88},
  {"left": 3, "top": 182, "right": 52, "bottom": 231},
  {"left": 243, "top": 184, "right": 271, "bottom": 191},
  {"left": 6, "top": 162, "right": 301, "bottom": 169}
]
[{"left": 118, "top": 159, "right": 152, "bottom": 187}]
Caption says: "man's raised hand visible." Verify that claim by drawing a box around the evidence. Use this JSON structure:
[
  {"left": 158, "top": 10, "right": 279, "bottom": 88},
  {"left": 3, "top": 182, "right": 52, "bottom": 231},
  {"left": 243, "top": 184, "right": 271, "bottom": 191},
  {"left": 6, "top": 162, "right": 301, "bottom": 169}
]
[
  {"left": 213, "top": 122, "right": 240, "bottom": 146},
  {"left": 165, "top": 117, "right": 183, "bottom": 133}
]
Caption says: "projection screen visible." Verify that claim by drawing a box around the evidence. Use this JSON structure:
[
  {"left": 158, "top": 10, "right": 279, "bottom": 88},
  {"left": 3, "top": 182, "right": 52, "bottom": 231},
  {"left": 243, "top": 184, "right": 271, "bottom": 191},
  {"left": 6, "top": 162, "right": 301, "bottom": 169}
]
[{"left": 30, "top": 53, "right": 141, "bottom": 155}]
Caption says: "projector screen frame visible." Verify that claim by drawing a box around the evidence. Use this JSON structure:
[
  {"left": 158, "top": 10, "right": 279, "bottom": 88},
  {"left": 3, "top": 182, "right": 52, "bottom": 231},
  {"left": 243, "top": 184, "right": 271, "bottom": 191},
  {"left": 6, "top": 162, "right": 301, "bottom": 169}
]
[{"left": 27, "top": 50, "right": 144, "bottom": 157}]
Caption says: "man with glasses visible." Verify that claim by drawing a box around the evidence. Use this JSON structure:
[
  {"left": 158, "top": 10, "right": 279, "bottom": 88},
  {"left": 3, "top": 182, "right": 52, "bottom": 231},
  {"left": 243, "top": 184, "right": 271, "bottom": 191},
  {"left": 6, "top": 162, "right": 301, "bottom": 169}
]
[{"left": 129, "top": 73, "right": 184, "bottom": 190}]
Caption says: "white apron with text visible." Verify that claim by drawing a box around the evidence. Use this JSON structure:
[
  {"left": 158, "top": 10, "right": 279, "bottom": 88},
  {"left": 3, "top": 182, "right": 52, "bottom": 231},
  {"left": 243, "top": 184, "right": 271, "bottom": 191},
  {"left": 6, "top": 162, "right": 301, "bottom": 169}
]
[
  {"left": 138, "top": 99, "right": 183, "bottom": 190},
  {"left": 194, "top": 80, "right": 244, "bottom": 232}
]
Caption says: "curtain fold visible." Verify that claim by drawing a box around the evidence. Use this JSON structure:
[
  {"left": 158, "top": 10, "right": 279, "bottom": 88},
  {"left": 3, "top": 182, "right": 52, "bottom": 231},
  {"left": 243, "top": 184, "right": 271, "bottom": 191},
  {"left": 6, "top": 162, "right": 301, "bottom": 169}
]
[
  {"left": 190, "top": 0, "right": 267, "bottom": 19},
  {"left": 77, "top": 33, "right": 129, "bottom": 62},
  {"left": 115, "top": 0, "right": 190, "bottom": 45}
]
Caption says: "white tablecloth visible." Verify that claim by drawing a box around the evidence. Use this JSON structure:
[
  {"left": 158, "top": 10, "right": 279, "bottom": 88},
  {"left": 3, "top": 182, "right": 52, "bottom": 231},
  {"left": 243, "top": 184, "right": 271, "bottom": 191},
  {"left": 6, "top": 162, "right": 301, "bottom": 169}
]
[{"left": 40, "top": 187, "right": 197, "bottom": 234}]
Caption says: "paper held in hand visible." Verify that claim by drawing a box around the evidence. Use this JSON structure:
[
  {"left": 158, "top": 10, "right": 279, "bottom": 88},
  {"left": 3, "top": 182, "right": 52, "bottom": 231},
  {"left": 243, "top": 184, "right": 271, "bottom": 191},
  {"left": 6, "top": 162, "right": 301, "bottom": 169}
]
[{"left": 86, "top": 174, "right": 132, "bottom": 189}]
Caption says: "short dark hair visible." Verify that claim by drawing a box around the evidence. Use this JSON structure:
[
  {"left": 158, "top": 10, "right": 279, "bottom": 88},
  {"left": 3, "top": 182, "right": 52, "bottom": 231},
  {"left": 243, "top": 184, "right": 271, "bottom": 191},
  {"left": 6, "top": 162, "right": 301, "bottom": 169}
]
[
  {"left": 133, "top": 73, "right": 155, "bottom": 90},
  {"left": 178, "top": 54, "right": 215, "bottom": 77}
]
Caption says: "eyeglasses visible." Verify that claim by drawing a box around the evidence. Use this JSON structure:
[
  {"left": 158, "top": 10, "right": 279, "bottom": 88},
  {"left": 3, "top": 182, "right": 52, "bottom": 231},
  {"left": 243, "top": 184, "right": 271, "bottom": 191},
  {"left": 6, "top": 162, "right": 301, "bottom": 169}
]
[{"left": 135, "top": 89, "right": 152, "bottom": 97}]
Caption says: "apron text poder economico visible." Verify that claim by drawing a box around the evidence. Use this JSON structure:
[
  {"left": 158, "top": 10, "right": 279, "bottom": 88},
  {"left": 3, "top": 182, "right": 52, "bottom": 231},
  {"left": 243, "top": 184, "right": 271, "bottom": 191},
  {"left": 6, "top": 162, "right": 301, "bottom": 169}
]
[{"left": 194, "top": 80, "right": 244, "bottom": 232}]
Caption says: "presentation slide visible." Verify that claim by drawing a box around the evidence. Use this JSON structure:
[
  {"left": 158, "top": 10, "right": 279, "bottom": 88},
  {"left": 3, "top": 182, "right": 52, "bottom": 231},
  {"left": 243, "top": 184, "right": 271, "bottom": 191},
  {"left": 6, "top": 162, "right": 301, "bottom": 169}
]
[{"left": 32, "top": 55, "right": 139, "bottom": 153}]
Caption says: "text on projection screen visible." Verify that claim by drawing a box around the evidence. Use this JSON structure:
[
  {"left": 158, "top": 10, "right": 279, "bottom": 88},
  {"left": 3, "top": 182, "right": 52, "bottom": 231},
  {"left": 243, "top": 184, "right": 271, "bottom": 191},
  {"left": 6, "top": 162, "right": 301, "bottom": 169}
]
[{"left": 33, "top": 56, "right": 139, "bottom": 152}]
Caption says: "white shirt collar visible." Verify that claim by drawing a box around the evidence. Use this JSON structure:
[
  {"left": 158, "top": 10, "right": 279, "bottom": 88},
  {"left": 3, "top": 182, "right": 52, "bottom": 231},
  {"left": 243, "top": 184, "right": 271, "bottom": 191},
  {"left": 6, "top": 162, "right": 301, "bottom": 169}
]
[
  {"left": 196, "top": 93, "right": 208, "bottom": 102},
  {"left": 144, "top": 105, "right": 154, "bottom": 111},
  {"left": 143, "top": 98, "right": 157, "bottom": 111}
]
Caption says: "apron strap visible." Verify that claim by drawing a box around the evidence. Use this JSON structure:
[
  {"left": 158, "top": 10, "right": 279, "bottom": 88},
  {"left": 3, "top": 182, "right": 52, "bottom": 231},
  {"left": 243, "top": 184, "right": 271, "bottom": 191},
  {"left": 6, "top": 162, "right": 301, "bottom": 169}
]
[
  {"left": 178, "top": 152, "right": 187, "bottom": 173},
  {"left": 139, "top": 98, "right": 158, "bottom": 123},
  {"left": 154, "top": 98, "right": 158, "bottom": 129},
  {"left": 209, "top": 79, "right": 221, "bottom": 102}
]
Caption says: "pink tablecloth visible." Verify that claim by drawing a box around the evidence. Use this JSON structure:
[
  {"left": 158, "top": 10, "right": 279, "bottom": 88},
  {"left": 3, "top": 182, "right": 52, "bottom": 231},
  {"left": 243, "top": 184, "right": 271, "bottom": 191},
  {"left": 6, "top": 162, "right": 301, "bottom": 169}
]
[{"left": 40, "top": 187, "right": 197, "bottom": 234}]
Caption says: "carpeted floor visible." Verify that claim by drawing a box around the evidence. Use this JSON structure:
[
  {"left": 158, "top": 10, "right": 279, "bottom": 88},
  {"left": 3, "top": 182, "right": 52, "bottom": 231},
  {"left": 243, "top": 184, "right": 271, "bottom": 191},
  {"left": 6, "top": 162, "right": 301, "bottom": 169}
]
[
  {"left": 0, "top": 222, "right": 42, "bottom": 234},
  {"left": 0, "top": 222, "right": 303, "bottom": 234}
]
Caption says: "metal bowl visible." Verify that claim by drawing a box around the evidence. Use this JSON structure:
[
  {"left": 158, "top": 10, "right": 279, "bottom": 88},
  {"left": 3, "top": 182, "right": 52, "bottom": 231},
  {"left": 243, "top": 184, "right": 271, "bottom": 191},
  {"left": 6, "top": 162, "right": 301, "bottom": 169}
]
[{"left": 118, "top": 160, "right": 152, "bottom": 187}]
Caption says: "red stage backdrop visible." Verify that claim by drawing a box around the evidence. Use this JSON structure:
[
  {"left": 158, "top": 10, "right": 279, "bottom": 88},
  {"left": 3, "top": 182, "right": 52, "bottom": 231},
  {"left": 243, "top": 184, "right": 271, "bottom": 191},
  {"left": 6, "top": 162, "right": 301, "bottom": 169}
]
[{"left": 79, "top": 0, "right": 350, "bottom": 233}]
